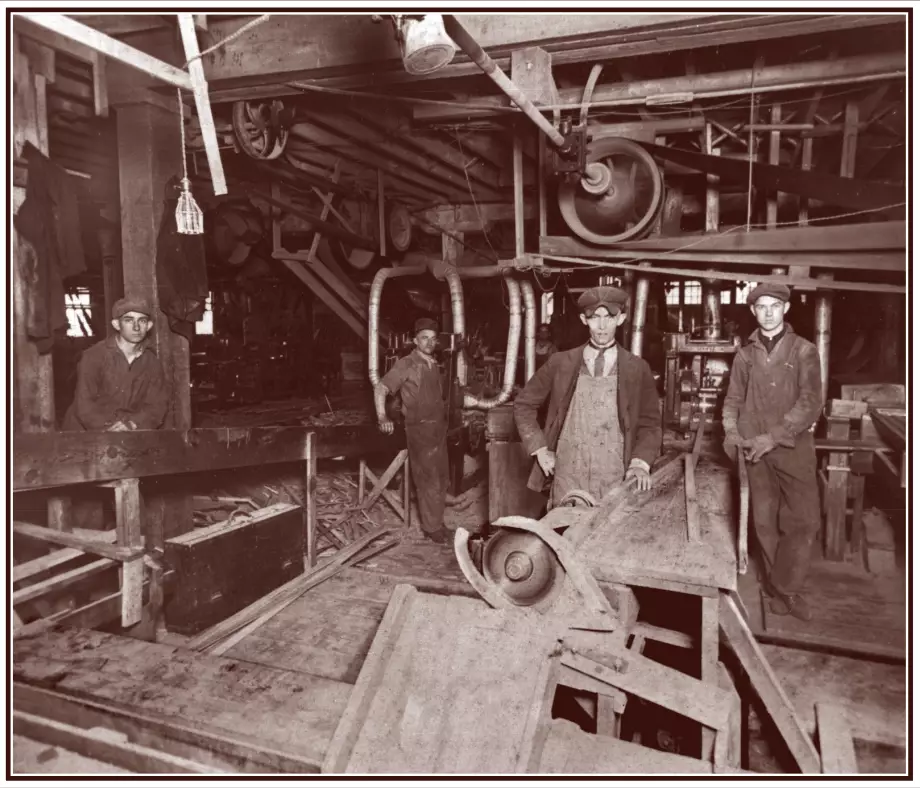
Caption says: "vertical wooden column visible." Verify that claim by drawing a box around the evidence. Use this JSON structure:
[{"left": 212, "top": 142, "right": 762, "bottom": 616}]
[
  {"left": 699, "top": 594, "right": 720, "bottom": 760},
  {"left": 305, "top": 431, "right": 317, "bottom": 568},
  {"left": 824, "top": 417, "right": 850, "bottom": 561},
  {"left": 115, "top": 94, "right": 191, "bottom": 430},
  {"left": 114, "top": 478, "right": 145, "bottom": 629},
  {"left": 766, "top": 104, "right": 782, "bottom": 229}
]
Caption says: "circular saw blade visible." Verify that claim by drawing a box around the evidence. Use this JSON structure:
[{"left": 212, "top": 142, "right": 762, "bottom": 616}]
[{"left": 481, "top": 528, "right": 565, "bottom": 610}]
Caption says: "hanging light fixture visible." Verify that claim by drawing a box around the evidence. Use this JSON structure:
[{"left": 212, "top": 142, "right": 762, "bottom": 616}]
[
  {"left": 175, "top": 88, "right": 204, "bottom": 235},
  {"left": 394, "top": 14, "right": 457, "bottom": 75}
]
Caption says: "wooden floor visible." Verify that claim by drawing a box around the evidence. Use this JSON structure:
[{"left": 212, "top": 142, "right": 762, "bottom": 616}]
[{"left": 12, "top": 534, "right": 907, "bottom": 774}]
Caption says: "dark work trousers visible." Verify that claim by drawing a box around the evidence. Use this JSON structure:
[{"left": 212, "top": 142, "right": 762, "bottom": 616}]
[
  {"left": 406, "top": 419, "right": 449, "bottom": 534},
  {"left": 747, "top": 436, "right": 821, "bottom": 595}
]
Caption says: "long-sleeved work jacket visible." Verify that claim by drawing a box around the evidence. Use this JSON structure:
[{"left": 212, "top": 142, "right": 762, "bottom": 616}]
[
  {"left": 61, "top": 336, "right": 169, "bottom": 431},
  {"left": 722, "top": 325, "right": 823, "bottom": 443},
  {"left": 514, "top": 343, "right": 662, "bottom": 493}
]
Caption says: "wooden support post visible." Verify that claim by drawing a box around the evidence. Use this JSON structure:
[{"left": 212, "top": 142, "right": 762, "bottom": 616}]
[
  {"left": 704, "top": 122, "right": 720, "bottom": 233},
  {"left": 824, "top": 417, "right": 850, "bottom": 561},
  {"left": 700, "top": 595, "right": 720, "bottom": 760},
  {"left": 684, "top": 454, "right": 702, "bottom": 542},
  {"left": 403, "top": 455, "right": 411, "bottom": 530},
  {"left": 115, "top": 92, "right": 193, "bottom": 542},
  {"left": 305, "top": 431, "right": 317, "bottom": 568},
  {"left": 513, "top": 130, "right": 525, "bottom": 257},
  {"left": 717, "top": 662, "right": 742, "bottom": 770},
  {"left": 377, "top": 169, "right": 386, "bottom": 257},
  {"left": 358, "top": 459, "right": 367, "bottom": 507},
  {"left": 114, "top": 478, "right": 144, "bottom": 629}
]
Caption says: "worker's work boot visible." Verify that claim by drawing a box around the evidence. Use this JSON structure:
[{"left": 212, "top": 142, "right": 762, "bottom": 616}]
[
  {"left": 768, "top": 592, "right": 812, "bottom": 622},
  {"left": 424, "top": 528, "right": 451, "bottom": 545}
]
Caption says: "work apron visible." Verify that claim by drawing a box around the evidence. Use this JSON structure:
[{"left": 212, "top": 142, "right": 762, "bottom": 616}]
[
  {"left": 404, "top": 358, "right": 449, "bottom": 535},
  {"left": 551, "top": 366, "right": 625, "bottom": 507}
]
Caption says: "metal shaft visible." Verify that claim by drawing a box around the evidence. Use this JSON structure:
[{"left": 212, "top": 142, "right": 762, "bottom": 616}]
[
  {"left": 701, "top": 278, "right": 721, "bottom": 340},
  {"left": 630, "top": 263, "right": 652, "bottom": 357},
  {"left": 815, "top": 274, "right": 834, "bottom": 403},
  {"left": 443, "top": 16, "right": 566, "bottom": 148}
]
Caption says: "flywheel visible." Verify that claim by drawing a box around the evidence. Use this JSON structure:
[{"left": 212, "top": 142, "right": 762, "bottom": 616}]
[
  {"left": 481, "top": 527, "right": 565, "bottom": 610},
  {"left": 558, "top": 136, "right": 664, "bottom": 245}
]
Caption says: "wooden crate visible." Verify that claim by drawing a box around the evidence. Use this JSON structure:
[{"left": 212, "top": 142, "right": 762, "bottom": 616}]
[{"left": 165, "top": 503, "right": 303, "bottom": 635}]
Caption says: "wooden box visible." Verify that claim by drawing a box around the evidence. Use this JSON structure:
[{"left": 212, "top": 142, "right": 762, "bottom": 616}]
[{"left": 164, "top": 503, "right": 303, "bottom": 635}]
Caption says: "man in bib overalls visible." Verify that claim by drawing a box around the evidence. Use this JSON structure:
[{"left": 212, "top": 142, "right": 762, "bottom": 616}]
[{"left": 514, "top": 286, "right": 662, "bottom": 506}]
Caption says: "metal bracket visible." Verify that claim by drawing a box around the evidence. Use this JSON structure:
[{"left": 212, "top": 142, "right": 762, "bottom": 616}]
[{"left": 551, "top": 122, "right": 587, "bottom": 178}]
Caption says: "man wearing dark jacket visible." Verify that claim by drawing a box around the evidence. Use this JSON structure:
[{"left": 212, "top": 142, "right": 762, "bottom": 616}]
[
  {"left": 514, "top": 286, "right": 662, "bottom": 506},
  {"left": 62, "top": 297, "right": 168, "bottom": 431},
  {"left": 722, "top": 283, "right": 823, "bottom": 621}
]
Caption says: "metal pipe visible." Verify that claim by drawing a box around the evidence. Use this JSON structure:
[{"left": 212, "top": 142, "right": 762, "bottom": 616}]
[
  {"left": 463, "top": 277, "right": 522, "bottom": 410},
  {"left": 815, "top": 274, "right": 834, "bottom": 403},
  {"left": 367, "top": 265, "right": 428, "bottom": 386},
  {"left": 442, "top": 15, "right": 566, "bottom": 148},
  {"left": 440, "top": 264, "right": 468, "bottom": 386},
  {"left": 701, "top": 278, "right": 722, "bottom": 341},
  {"left": 630, "top": 263, "right": 652, "bottom": 357},
  {"left": 520, "top": 279, "right": 536, "bottom": 382}
]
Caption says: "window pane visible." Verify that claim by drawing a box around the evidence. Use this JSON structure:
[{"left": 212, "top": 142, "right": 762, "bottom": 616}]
[
  {"left": 64, "top": 289, "right": 93, "bottom": 337},
  {"left": 684, "top": 281, "right": 702, "bottom": 305},
  {"left": 196, "top": 293, "right": 214, "bottom": 335}
]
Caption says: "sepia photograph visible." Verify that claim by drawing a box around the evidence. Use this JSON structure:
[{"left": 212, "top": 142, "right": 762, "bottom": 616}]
[{"left": 6, "top": 3, "right": 911, "bottom": 780}]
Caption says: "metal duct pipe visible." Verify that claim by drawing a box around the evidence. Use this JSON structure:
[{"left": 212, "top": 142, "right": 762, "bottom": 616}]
[
  {"left": 815, "top": 275, "right": 834, "bottom": 403},
  {"left": 463, "top": 277, "right": 522, "bottom": 410},
  {"left": 442, "top": 16, "right": 566, "bottom": 148},
  {"left": 368, "top": 265, "right": 429, "bottom": 386},
  {"left": 440, "top": 264, "right": 468, "bottom": 386},
  {"left": 701, "top": 278, "right": 722, "bottom": 340},
  {"left": 520, "top": 279, "right": 537, "bottom": 382},
  {"left": 629, "top": 263, "right": 652, "bottom": 357}
]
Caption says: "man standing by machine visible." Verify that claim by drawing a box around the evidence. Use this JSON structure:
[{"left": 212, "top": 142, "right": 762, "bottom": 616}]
[
  {"left": 375, "top": 318, "right": 450, "bottom": 544},
  {"left": 514, "top": 286, "right": 662, "bottom": 506},
  {"left": 722, "top": 284, "right": 823, "bottom": 622},
  {"left": 62, "top": 297, "right": 169, "bottom": 431}
]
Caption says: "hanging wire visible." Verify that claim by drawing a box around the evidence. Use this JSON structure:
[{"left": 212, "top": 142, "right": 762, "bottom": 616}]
[{"left": 175, "top": 88, "right": 204, "bottom": 235}]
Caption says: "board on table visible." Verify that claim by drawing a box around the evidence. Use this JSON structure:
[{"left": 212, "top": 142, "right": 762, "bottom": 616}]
[
  {"left": 580, "top": 457, "right": 737, "bottom": 594},
  {"left": 323, "top": 585, "right": 562, "bottom": 774}
]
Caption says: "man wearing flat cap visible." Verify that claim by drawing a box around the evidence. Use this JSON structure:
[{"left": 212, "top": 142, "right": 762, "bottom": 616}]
[
  {"left": 62, "top": 297, "right": 169, "bottom": 432},
  {"left": 375, "top": 317, "right": 450, "bottom": 544},
  {"left": 722, "top": 283, "right": 823, "bottom": 621},
  {"left": 514, "top": 285, "right": 662, "bottom": 506}
]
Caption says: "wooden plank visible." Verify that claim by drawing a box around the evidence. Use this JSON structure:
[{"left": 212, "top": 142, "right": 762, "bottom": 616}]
[
  {"left": 13, "top": 711, "right": 217, "bottom": 774},
  {"left": 13, "top": 522, "right": 142, "bottom": 562},
  {"left": 322, "top": 584, "right": 417, "bottom": 773},
  {"left": 700, "top": 594, "right": 720, "bottom": 760},
  {"left": 719, "top": 594, "right": 821, "bottom": 773},
  {"left": 14, "top": 426, "right": 400, "bottom": 490},
  {"left": 362, "top": 464, "right": 405, "bottom": 520},
  {"left": 737, "top": 450, "right": 750, "bottom": 575},
  {"left": 13, "top": 545, "right": 107, "bottom": 583},
  {"left": 114, "top": 479, "right": 144, "bottom": 628},
  {"left": 816, "top": 702, "right": 859, "bottom": 774},
  {"left": 684, "top": 454, "right": 701, "bottom": 542},
  {"left": 177, "top": 14, "right": 225, "bottom": 195},
  {"left": 718, "top": 662, "right": 742, "bottom": 770},
  {"left": 20, "top": 14, "right": 193, "bottom": 89},
  {"left": 561, "top": 649, "right": 732, "bottom": 731},
  {"left": 12, "top": 558, "right": 114, "bottom": 606},
  {"left": 541, "top": 219, "right": 905, "bottom": 254},
  {"left": 630, "top": 622, "right": 694, "bottom": 649},
  {"left": 279, "top": 257, "right": 368, "bottom": 341}
]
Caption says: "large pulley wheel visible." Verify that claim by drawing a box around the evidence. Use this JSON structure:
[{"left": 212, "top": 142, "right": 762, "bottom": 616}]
[
  {"left": 232, "top": 100, "right": 290, "bottom": 160},
  {"left": 481, "top": 528, "right": 565, "bottom": 610},
  {"left": 558, "top": 137, "right": 664, "bottom": 245}
]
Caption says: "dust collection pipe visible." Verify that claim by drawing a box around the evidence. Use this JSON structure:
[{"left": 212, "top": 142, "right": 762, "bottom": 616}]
[
  {"left": 701, "top": 278, "right": 722, "bottom": 341},
  {"left": 368, "top": 265, "right": 428, "bottom": 386},
  {"left": 440, "top": 265, "right": 468, "bottom": 386},
  {"left": 463, "top": 276, "right": 522, "bottom": 410},
  {"left": 442, "top": 15, "right": 566, "bottom": 149},
  {"left": 519, "top": 279, "right": 537, "bottom": 382},
  {"left": 814, "top": 275, "right": 834, "bottom": 403},
  {"left": 630, "top": 263, "right": 652, "bottom": 357}
]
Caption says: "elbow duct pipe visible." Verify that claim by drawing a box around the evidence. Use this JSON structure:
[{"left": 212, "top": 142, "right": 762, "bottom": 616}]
[
  {"left": 519, "top": 279, "right": 536, "bottom": 382},
  {"left": 463, "top": 276, "right": 522, "bottom": 410},
  {"left": 368, "top": 264, "right": 429, "bottom": 386},
  {"left": 441, "top": 265, "right": 468, "bottom": 386},
  {"left": 443, "top": 16, "right": 566, "bottom": 149}
]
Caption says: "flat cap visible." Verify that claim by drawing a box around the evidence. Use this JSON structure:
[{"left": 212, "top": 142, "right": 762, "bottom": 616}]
[
  {"left": 414, "top": 317, "right": 439, "bottom": 335},
  {"left": 747, "top": 283, "right": 791, "bottom": 306},
  {"left": 112, "top": 297, "right": 153, "bottom": 320},
  {"left": 577, "top": 286, "right": 629, "bottom": 316}
]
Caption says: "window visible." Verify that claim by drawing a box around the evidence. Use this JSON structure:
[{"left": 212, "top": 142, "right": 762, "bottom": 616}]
[
  {"left": 598, "top": 274, "right": 622, "bottom": 287},
  {"left": 683, "top": 280, "right": 702, "bottom": 305},
  {"left": 65, "top": 289, "right": 93, "bottom": 337},
  {"left": 541, "top": 291, "right": 554, "bottom": 324},
  {"left": 665, "top": 281, "right": 681, "bottom": 305},
  {"left": 721, "top": 287, "right": 732, "bottom": 304},
  {"left": 195, "top": 293, "right": 214, "bottom": 335},
  {"left": 736, "top": 282, "right": 756, "bottom": 304}
]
